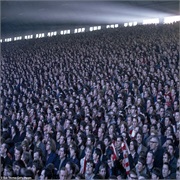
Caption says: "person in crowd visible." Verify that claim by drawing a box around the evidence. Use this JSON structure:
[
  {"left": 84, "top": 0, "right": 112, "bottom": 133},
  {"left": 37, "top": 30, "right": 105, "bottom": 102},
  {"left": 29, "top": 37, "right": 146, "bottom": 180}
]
[
  {"left": 80, "top": 145, "right": 92, "bottom": 174},
  {"left": 85, "top": 160, "right": 95, "bottom": 180},
  {"left": 1, "top": 22, "right": 179, "bottom": 179},
  {"left": 148, "top": 135, "right": 164, "bottom": 168}
]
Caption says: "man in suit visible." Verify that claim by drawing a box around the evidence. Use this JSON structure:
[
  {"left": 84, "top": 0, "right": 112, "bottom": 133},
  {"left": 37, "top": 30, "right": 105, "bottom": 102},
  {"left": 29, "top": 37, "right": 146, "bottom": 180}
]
[
  {"left": 136, "top": 131, "right": 147, "bottom": 155},
  {"left": 80, "top": 145, "right": 92, "bottom": 174}
]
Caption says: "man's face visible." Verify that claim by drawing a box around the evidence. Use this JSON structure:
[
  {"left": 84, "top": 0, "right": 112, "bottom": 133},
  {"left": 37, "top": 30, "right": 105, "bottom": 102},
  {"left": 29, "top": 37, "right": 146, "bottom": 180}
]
[
  {"left": 104, "top": 138, "right": 109, "bottom": 147},
  {"left": 137, "top": 161, "right": 144, "bottom": 172},
  {"left": 86, "top": 138, "right": 92, "bottom": 146},
  {"left": 98, "top": 128, "right": 103, "bottom": 138},
  {"left": 14, "top": 149, "right": 21, "bottom": 161},
  {"left": 151, "top": 173, "right": 159, "bottom": 180},
  {"left": 163, "top": 153, "right": 169, "bottom": 163},
  {"left": 85, "top": 148, "right": 92, "bottom": 160},
  {"left": 0, "top": 144, "right": 6, "bottom": 155},
  {"left": 59, "top": 148, "right": 65, "bottom": 159},
  {"left": 167, "top": 145, "right": 174, "bottom": 156},
  {"left": 146, "top": 152, "right": 153, "bottom": 165},
  {"left": 162, "top": 164, "right": 170, "bottom": 178},
  {"left": 99, "top": 168, "right": 106, "bottom": 178},
  {"left": 143, "top": 124, "right": 148, "bottom": 134},
  {"left": 115, "top": 137, "right": 122, "bottom": 148},
  {"left": 93, "top": 152, "right": 98, "bottom": 161},
  {"left": 33, "top": 152, "right": 40, "bottom": 161},
  {"left": 136, "top": 134, "right": 142, "bottom": 144},
  {"left": 86, "top": 162, "right": 93, "bottom": 175},
  {"left": 149, "top": 138, "right": 158, "bottom": 151},
  {"left": 65, "top": 163, "right": 72, "bottom": 176}
]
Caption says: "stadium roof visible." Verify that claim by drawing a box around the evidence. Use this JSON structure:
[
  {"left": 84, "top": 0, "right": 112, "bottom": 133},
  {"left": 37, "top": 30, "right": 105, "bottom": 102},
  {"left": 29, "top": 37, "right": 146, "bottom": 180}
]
[{"left": 1, "top": 0, "right": 180, "bottom": 37}]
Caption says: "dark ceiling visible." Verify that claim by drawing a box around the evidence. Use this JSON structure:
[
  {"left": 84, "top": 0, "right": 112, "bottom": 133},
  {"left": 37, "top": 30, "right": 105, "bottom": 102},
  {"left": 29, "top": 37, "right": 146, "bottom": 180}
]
[{"left": 1, "top": 0, "right": 180, "bottom": 37}]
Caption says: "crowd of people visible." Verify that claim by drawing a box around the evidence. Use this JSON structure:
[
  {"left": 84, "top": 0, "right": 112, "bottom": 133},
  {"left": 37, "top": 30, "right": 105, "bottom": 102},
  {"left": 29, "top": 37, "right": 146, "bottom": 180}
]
[{"left": 0, "top": 22, "right": 179, "bottom": 179}]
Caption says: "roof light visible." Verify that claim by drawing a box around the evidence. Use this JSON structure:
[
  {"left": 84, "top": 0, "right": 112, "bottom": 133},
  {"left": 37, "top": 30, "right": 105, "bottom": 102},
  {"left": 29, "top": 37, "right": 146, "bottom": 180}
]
[
  {"left": 143, "top": 18, "right": 159, "bottom": 25},
  {"left": 124, "top": 23, "right": 128, "bottom": 27},
  {"left": 133, "top": 22, "right": 137, "bottom": 26},
  {"left": 164, "top": 15, "right": 180, "bottom": 24},
  {"left": 90, "top": 27, "right": 93, "bottom": 31},
  {"left": 129, "top": 22, "right": 133, "bottom": 26}
]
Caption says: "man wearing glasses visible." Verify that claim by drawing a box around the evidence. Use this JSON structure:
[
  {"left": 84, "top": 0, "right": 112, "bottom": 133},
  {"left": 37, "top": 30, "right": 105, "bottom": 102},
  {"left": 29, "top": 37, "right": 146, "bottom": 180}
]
[{"left": 148, "top": 136, "right": 164, "bottom": 168}]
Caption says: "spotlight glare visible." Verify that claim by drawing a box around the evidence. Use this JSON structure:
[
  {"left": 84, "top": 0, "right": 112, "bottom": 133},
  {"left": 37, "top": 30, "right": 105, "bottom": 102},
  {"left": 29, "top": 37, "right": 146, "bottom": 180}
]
[
  {"left": 124, "top": 23, "right": 128, "bottom": 27},
  {"left": 143, "top": 18, "right": 159, "bottom": 25},
  {"left": 115, "top": 24, "right": 118, "bottom": 28},
  {"left": 129, "top": 22, "right": 133, "bottom": 26},
  {"left": 133, "top": 22, "right": 137, "bottom": 26},
  {"left": 90, "top": 27, "right": 93, "bottom": 31},
  {"left": 164, "top": 15, "right": 180, "bottom": 24},
  {"left": 110, "top": 24, "right": 114, "bottom": 28}
]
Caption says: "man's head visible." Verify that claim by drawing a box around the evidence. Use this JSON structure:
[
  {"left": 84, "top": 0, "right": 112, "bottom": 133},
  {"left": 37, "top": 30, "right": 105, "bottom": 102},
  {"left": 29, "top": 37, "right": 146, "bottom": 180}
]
[
  {"left": 93, "top": 148, "right": 101, "bottom": 162},
  {"left": 65, "top": 161, "right": 75, "bottom": 178},
  {"left": 151, "top": 167, "right": 161, "bottom": 180},
  {"left": 136, "top": 131, "right": 143, "bottom": 145},
  {"left": 85, "top": 160, "right": 94, "bottom": 175},
  {"left": 163, "top": 151, "right": 171, "bottom": 163},
  {"left": 146, "top": 150, "right": 155, "bottom": 166},
  {"left": 162, "top": 163, "right": 171, "bottom": 178},
  {"left": 59, "top": 167, "right": 68, "bottom": 180},
  {"left": 136, "top": 157, "right": 146, "bottom": 172},
  {"left": 58, "top": 145, "right": 68, "bottom": 159},
  {"left": 149, "top": 136, "right": 159, "bottom": 152},
  {"left": 85, "top": 145, "right": 92, "bottom": 160},
  {"left": 167, "top": 143, "right": 175, "bottom": 157}
]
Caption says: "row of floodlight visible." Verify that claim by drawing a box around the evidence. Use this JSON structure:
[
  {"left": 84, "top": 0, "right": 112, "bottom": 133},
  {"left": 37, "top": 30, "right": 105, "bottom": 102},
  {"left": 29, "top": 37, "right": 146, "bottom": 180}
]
[
  {"left": 106, "top": 24, "right": 119, "bottom": 28},
  {"left": 1, "top": 27, "right": 101, "bottom": 42},
  {"left": 1, "top": 16, "right": 180, "bottom": 43}
]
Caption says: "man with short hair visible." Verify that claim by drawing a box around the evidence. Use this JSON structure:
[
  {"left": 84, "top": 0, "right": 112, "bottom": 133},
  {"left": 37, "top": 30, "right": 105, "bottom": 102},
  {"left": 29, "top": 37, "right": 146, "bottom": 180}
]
[
  {"left": 80, "top": 145, "right": 92, "bottom": 174},
  {"left": 58, "top": 144, "right": 69, "bottom": 171},
  {"left": 148, "top": 136, "right": 164, "bottom": 168},
  {"left": 65, "top": 161, "right": 76, "bottom": 180},
  {"left": 0, "top": 143, "right": 13, "bottom": 166},
  {"left": 146, "top": 150, "right": 155, "bottom": 174},
  {"left": 135, "top": 156, "right": 148, "bottom": 177},
  {"left": 162, "top": 163, "right": 171, "bottom": 179},
  {"left": 151, "top": 167, "right": 161, "bottom": 180},
  {"left": 136, "top": 131, "right": 147, "bottom": 155},
  {"left": 167, "top": 143, "right": 177, "bottom": 173},
  {"left": 59, "top": 167, "right": 68, "bottom": 180},
  {"left": 92, "top": 148, "right": 101, "bottom": 175},
  {"left": 85, "top": 160, "right": 95, "bottom": 180}
]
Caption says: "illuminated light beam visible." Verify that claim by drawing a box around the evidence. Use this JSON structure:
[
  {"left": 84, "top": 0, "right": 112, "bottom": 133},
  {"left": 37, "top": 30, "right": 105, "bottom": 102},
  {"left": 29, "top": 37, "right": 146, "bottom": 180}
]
[
  {"left": 164, "top": 15, "right": 180, "bottom": 23},
  {"left": 143, "top": 18, "right": 159, "bottom": 24},
  {"left": 20, "top": 2, "right": 172, "bottom": 26}
]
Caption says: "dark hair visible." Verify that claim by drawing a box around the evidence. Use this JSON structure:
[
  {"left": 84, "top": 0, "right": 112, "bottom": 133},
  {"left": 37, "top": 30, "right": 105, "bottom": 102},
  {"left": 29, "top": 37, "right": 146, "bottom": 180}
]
[
  {"left": 86, "top": 160, "right": 95, "bottom": 169},
  {"left": 66, "top": 161, "right": 76, "bottom": 174},
  {"left": 130, "top": 139, "right": 138, "bottom": 152},
  {"left": 23, "top": 169, "right": 34, "bottom": 179},
  {"left": 95, "top": 141, "right": 105, "bottom": 154},
  {"left": 151, "top": 167, "right": 161, "bottom": 177},
  {"left": 147, "top": 150, "right": 155, "bottom": 159},
  {"left": 93, "top": 148, "right": 102, "bottom": 158},
  {"left": 44, "top": 167, "right": 53, "bottom": 179}
]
